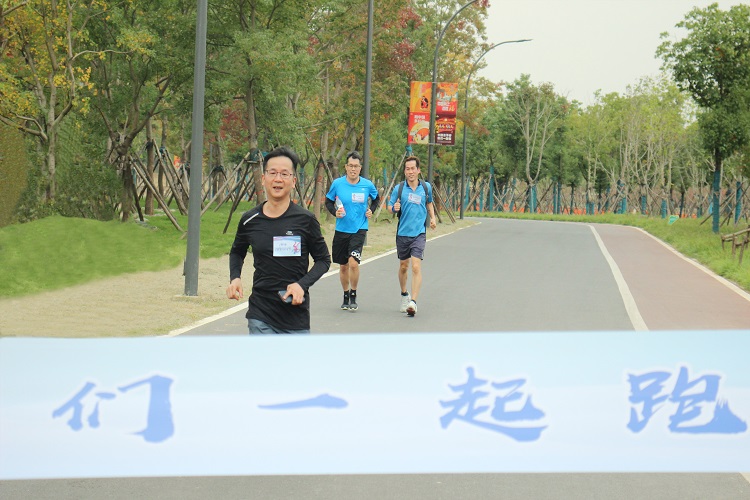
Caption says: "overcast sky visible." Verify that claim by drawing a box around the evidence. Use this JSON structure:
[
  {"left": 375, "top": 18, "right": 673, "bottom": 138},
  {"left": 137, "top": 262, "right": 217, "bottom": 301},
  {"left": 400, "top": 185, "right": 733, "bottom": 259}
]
[{"left": 479, "top": 0, "right": 745, "bottom": 105}]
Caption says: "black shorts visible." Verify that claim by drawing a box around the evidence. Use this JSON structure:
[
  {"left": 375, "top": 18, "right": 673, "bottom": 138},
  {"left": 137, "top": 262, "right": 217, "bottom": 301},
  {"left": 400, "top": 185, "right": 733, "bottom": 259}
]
[{"left": 331, "top": 230, "right": 367, "bottom": 265}]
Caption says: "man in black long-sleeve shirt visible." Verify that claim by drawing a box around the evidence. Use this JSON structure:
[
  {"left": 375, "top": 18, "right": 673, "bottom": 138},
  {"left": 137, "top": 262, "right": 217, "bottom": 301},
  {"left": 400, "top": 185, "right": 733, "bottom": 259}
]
[{"left": 227, "top": 147, "right": 331, "bottom": 334}]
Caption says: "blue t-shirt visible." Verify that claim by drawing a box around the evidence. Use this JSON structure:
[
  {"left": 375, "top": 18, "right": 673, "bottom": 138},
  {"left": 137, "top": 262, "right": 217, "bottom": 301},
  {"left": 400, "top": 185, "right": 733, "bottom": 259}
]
[
  {"left": 326, "top": 176, "right": 379, "bottom": 233},
  {"left": 389, "top": 180, "right": 433, "bottom": 237}
]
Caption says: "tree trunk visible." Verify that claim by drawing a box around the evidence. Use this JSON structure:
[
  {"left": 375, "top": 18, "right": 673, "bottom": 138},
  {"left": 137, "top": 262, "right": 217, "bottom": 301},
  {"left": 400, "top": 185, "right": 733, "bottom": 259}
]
[
  {"left": 313, "top": 159, "right": 324, "bottom": 220},
  {"left": 246, "top": 80, "right": 264, "bottom": 206},
  {"left": 45, "top": 130, "right": 57, "bottom": 203},
  {"left": 711, "top": 148, "right": 722, "bottom": 233},
  {"left": 145, "top": 118, "right": 156, "bottom": 215},
  {"left": 159, "top": 116, "right": 168, "bottom": 197}
]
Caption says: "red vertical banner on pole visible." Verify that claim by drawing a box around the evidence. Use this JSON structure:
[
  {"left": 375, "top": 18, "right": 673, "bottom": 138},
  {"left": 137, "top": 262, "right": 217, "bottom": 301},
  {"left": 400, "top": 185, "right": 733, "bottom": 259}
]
[
  {"left": 408, "top": 81, "right": 431, "bottom": 144},
  {"left": 407, "top": 81, "right": 458, "bottom": 146},
  {"left": 435, "top": 82, "right": 458, "bottom": 146}
]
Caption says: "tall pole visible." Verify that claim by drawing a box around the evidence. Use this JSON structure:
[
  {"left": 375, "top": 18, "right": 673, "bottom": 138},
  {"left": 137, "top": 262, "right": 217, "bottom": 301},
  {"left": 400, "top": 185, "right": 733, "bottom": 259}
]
[
  {"left": 362, "top": 0, "right": 374, "bottom": 179},
  {"left": 427, "top": 0, "right": 480, "bottom": 184},
  {"left": 184, "top": 0, "right": 208, "bottom": 296},
  {"left": 460, "top": 39, "right": 531, "bottom": 219}
]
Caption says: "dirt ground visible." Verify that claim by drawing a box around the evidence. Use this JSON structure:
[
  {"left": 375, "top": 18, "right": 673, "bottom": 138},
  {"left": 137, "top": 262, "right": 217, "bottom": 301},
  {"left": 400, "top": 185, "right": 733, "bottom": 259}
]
[{"left": 0, "top": 216, "right": 474, "bottom": 338}]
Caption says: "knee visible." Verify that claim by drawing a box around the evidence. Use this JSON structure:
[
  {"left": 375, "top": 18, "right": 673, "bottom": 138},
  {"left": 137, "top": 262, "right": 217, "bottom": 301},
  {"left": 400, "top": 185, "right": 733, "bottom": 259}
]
[{"left": 348, "top": 258, "right": 359, "bottom": 270}]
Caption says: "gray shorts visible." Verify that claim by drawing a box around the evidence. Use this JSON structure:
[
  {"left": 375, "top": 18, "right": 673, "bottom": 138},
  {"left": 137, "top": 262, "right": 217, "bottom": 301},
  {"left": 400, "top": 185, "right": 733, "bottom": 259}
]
[{"left": 396, "top": 233, "right": 426, "bottom": 261}]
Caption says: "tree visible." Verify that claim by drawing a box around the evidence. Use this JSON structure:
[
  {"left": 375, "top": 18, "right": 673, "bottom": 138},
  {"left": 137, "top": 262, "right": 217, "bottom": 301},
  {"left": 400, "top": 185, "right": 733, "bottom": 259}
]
[
  {"left": 0, "top": 0, "right": 102, "bottom": 202},
  {"left": 502, "top": 74, "right": 565, "bottom": 213},
  {"left": 658, "top": 3, "right": 750, "bottom": 232},
  {"left": 85, "top": 0, "right": 193, "bottom": 221}
]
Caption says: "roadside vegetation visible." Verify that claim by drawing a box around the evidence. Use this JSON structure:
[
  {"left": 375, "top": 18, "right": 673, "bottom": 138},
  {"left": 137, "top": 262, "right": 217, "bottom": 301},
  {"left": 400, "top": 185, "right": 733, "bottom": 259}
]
[{"left": 1, "top": 208, "right": 747, "bottom": 299}]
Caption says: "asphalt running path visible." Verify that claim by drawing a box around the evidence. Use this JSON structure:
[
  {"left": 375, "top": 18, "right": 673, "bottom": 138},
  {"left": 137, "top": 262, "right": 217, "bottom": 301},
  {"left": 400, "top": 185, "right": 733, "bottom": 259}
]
[
  {"left": 593, "top": 222, "right": 750, "bottom": 330},
  {"left": 176, "top": 218, "right": 750, "bottom": 335}
]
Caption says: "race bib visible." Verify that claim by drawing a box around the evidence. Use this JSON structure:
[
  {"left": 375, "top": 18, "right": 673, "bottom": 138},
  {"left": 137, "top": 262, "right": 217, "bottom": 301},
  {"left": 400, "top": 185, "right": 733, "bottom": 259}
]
[
  {"left": 352, "top": 192, "right": 365, "bottom": 203},
  {"left": 408, "top": 193, "right": 422, "bottom": 205},
  {"left": 273, "top": 235, "right": 301, "bottom": 257}
]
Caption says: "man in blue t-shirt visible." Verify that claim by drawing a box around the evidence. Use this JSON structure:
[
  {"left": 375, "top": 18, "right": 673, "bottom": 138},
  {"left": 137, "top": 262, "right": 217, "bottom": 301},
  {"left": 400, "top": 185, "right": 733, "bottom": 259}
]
[
  {"left": 387, "top": 155, "right": 436, "bottom": 317},
  {"left": 325, "top": 151, "right": 380, "bottom": 311}
]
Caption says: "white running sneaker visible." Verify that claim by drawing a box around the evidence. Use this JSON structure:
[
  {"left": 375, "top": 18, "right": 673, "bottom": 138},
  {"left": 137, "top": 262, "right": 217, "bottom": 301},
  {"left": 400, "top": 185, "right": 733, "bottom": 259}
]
[
  {"left": 400, "top": 293, "right": 411, "bottom": 313},
  {"left": 406, "top": 299, "right": 417, "bottom": 317}
]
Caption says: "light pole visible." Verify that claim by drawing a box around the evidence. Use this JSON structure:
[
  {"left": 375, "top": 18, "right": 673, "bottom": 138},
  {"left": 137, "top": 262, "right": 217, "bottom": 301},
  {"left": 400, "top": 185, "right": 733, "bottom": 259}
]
[
  {"left": 184, "top": 0, "right": 208, "bottom": 296},
  {"left": 362, "top": 0, "right": 373, "bottom": 178},
  {"left": 427, "top": 0, "right": 480, "bottom": 184},
  {"left": 459, "top": 39, "right": 531, "bottom": 219}
]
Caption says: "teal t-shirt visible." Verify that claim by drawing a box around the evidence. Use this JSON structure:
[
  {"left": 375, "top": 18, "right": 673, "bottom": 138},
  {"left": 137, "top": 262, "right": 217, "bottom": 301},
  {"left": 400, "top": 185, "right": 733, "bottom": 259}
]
[
  {"left": 326, "top": 176, "right": 379, "bottom": 233},
  {"left": 390, "top": 180, "right": 433, "bottom": 237}
]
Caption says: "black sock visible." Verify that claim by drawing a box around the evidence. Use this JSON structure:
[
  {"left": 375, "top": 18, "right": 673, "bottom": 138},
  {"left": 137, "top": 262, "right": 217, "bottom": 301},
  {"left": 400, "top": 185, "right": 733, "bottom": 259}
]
[
  {"left": 401, "top": 291, "right": 409, "bottom": 296},
  {"left": 344, "top": 291, "right": 350, "bottom": 299},
  {"left": 350, "top": 289, "right": 357, "bottom": 298}
]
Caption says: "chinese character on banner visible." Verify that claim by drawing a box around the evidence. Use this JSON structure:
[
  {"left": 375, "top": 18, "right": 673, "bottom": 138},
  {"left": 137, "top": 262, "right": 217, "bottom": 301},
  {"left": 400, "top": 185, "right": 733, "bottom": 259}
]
[
  {"left": 440, "top": 367, "right": 547, "bottom": 442},
  {"left": 407, "top": 81, "right": 458, "bottom": 146},
  {"left": 627, "top": 366, "right": 748, "bottom": 434},
  {"left": 52, "top": 375, "right": 175, "bottom": 443}
]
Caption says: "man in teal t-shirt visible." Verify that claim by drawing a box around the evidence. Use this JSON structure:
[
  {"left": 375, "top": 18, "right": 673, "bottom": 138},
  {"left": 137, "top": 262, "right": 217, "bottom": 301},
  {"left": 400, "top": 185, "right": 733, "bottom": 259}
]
[
  {"left": 325, "top": 151, "right": 380, "bottom": 311},
  {"left": 387, "top": 155, "right": 436, "bottom": 317}
]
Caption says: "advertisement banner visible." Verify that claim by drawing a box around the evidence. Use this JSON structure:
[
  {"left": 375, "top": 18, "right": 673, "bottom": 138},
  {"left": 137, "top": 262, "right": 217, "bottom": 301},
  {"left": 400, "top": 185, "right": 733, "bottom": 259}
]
[{"left": 408, "top": 81, "right": 458, "bottom": 146}]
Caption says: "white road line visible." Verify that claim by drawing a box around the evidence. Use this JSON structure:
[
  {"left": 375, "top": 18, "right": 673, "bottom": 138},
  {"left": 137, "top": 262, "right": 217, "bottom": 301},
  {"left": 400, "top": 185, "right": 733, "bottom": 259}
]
[
  {"left": 589, "top": 225, "right": 649, "bottom": 331},
  {"left": 166, "top": 224, "right": 475, "bottom": 337}
]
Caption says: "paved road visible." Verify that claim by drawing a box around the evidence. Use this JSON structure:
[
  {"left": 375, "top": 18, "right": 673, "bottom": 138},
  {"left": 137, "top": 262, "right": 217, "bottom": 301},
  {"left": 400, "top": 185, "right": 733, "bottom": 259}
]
[
  {"left": 182, "top": 218, "right": 750, "bottom": 335},
  {"left": 3, "top": 218, "right": 749, "bottom": 499}
]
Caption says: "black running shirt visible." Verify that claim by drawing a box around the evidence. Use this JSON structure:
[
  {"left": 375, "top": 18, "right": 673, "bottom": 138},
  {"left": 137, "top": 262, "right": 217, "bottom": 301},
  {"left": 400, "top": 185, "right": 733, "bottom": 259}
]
[{"left": 229, "top": 202, "right": 331, "bottom": 331}]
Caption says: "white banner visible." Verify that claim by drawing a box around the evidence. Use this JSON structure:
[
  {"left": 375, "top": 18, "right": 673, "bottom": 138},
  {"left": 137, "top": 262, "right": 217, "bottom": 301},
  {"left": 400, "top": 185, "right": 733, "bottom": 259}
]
[{"left": 1, "top": 331, "right": 748, "bottom": 479}]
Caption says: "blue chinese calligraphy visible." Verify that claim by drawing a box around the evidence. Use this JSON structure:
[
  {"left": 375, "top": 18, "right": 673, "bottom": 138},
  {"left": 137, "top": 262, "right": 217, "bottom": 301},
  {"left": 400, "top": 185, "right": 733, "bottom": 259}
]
[
  {"left": 52, "top": 375, "right": 175, "bottom": 443},
  {"left": 627, "top": 366, "right": 747, "bottom": 434},
  {"left": 119, "top": 375, "right": 175, "bottom": 443},
  {"left": 440, "top": 367, "right": 547, "bottom": 441},
  {"left": 259, "top": 393, "right": 348, "bottom": 410}
]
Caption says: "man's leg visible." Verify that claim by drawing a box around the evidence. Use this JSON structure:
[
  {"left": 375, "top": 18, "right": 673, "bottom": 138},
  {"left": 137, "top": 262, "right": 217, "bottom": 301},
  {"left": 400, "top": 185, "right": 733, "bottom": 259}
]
[
  {"left": 348, "top": 257, "right": 360, "bottom": 290},
  {"left": 347, "top": 257, "right": 360, "bottom": 310},
  {"left": 339, "top": 264, "right": 350, "bottom": 310},
  {"left": 410, "top": 256, "right": 422, "bottom": 300},
  {"left": 398, "top": 259, "right": 410, "bottom": 293},
  {"left": 339, "top": 263, "right": 350, "bottom": 291}
]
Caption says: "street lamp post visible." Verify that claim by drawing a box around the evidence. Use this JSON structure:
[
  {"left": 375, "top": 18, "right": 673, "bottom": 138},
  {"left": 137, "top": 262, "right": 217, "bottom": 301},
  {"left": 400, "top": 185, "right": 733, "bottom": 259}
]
[
  {"left": 427, "top": 0, "right": 480, "bottom": 184},
  {"left": 459, "top": 39, "right": 531, "bottom": 219},
  {"left": 363, "top": 0, "right": 374, "bottom": 178},
  {"left": 184, "top": 0, "right": 208, "bottom": 296}
]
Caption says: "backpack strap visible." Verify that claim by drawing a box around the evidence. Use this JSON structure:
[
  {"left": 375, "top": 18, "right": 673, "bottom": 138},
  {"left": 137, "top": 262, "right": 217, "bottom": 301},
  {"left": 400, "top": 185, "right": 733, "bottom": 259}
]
[{"left": 396, "top": 181, "right": 405, "bottom": 231}]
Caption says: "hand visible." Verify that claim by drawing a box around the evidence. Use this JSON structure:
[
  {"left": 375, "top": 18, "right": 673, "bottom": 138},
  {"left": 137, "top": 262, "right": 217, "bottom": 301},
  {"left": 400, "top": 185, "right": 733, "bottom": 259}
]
[
  {"left": 226, "top": 278, "right": 243, "bottom": 300},
  {"left": 336, "top": 207, "right": 345, "bottom": 218},
  {"left": 284, "top": 282, "right": 305, "bottom": 305},
  {"left": 366, "top": 208, "right": 372, "bottom": 218},
  {"left": 393, "top": 200, "right": 401, "bottom": 212},
  {"left": 429, "top": 217, "right": 437, "bottom": 230}
]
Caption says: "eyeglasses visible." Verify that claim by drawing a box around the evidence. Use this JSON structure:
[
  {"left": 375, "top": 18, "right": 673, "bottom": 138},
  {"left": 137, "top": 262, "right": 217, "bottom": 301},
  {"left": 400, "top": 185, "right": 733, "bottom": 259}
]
[
  {"left": 265, "top": 170, "right": 294, "bottom": 179},
  {"left": 346, "top": 163, "right": 361, "bottom": 168}
]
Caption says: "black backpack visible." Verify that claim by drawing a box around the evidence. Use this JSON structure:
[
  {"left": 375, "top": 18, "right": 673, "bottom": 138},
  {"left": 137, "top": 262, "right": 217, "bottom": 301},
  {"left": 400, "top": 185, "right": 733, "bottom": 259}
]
[{"left": 396, "top": 180, "right": 430, "bottom": 229}]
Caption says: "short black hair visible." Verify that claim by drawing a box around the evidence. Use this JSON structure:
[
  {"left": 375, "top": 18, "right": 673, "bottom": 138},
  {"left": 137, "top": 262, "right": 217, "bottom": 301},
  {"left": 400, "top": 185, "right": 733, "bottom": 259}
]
[
  {"left": 264, "top": 146, "right": 300, "bottom": 171},
  {"left": 346, "top": 151, "right": 363, "bottom": 163},
  {"left": 404, "top": 155, "right": 420, "bottom": 169}
]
